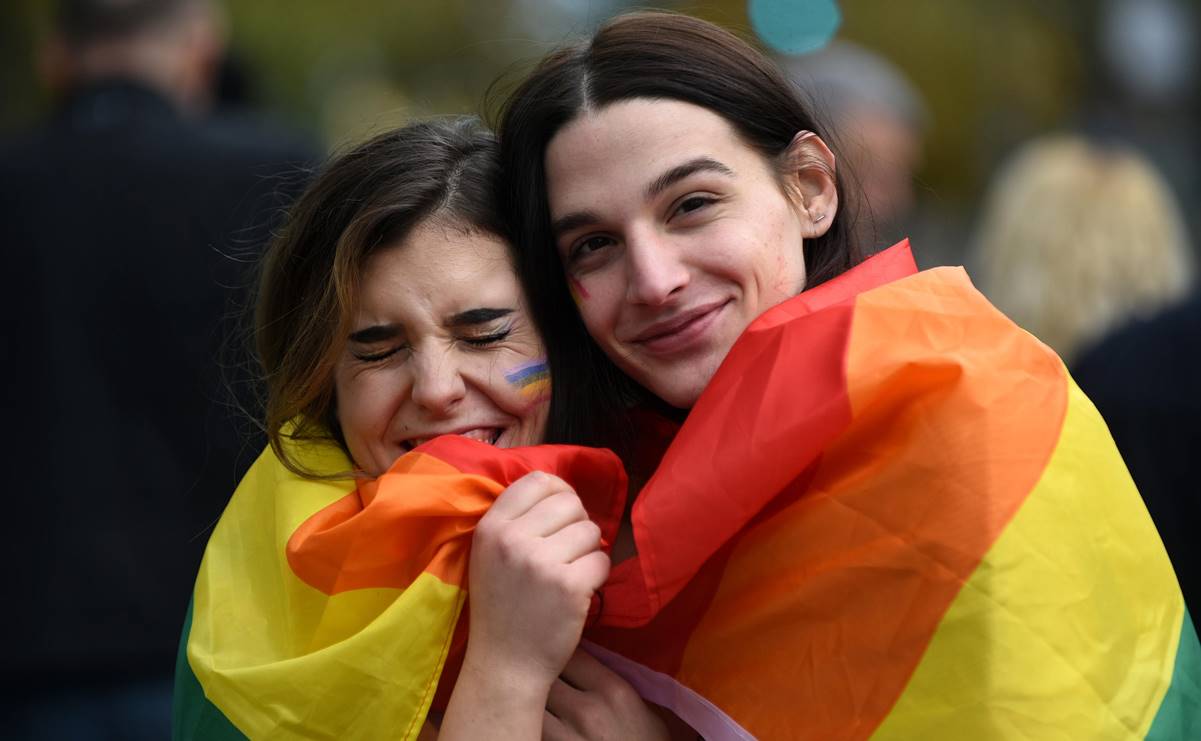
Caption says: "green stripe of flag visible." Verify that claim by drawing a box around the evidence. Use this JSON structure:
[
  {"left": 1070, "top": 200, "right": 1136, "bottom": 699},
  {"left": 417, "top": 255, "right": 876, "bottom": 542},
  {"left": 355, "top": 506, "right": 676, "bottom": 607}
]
[
  {"left": 1147, "top": 608, "right": 1201, "bottom": 740},
  {"left": 172, "top": 599, "right": 247, "bottom": 741}
]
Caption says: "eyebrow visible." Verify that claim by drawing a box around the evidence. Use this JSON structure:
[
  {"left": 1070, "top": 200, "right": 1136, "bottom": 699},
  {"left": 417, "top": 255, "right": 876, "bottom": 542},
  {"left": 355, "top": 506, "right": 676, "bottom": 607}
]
[
  {"left": 644, "top": 156, "right": 735, "bottom": 199},
  {"left": 551, "top": 210, "right": 603, "bottom": 241},
  {"left": 447, "top": 307, "right": 513, "bottom": 327},
  {"left": 550, "top": 157, "right": 736, "bottom": 242},
  {"left": 348, "top": 308, "right": 512, "bottom": 343},
  {"left": 348, "top": 324, "right": 401, "bottom": 344}
]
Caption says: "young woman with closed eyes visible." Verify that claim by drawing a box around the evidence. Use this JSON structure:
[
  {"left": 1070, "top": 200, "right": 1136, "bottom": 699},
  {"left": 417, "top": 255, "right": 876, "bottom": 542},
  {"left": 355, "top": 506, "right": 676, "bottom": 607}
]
[{"left": 175, "top": 118, "right": 687, "bottom": 741}]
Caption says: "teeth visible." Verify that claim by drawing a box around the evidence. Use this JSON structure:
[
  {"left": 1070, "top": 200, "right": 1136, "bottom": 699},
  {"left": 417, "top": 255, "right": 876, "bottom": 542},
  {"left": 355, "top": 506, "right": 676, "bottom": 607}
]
[
  {"left": 402, "top": 428, "right": 501, "bottom": 450},
  {"left": 459, "top": 428, "right": 496, "bottom": 444}
]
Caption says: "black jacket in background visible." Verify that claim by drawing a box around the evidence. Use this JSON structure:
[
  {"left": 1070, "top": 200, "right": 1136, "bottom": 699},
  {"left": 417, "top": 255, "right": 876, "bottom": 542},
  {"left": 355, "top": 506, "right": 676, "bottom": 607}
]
[
  {"left": 0, "top": 80, "right": 316, "bottom": 689},
  {"left": 1073, "top": 293, "right": 1201, "bottom": 619}
]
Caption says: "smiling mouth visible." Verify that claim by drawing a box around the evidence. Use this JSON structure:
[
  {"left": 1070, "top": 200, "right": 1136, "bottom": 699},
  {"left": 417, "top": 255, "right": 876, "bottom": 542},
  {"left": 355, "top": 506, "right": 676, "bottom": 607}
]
[
  {"left": 400, "top": 427, "right": 502, "bottom": 452},
  {"left": 630, "top": 300, "right": 730, "bottom": 354}
]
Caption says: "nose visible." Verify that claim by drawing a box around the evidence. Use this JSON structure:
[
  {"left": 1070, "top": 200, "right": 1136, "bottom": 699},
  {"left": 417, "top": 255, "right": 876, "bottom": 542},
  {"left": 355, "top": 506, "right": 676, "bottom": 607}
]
[
  {"left": 408, "top": 348, "right": 467, "bottom": 417},
  {"left": 625, "top": 227, "right": 689, "bottom": 305}
]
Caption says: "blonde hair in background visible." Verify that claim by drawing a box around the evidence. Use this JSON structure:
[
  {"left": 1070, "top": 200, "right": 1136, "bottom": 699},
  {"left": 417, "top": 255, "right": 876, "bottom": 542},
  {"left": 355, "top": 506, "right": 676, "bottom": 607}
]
[{"left": 974, "top": 135, "right": 1194, "bottom": 362}]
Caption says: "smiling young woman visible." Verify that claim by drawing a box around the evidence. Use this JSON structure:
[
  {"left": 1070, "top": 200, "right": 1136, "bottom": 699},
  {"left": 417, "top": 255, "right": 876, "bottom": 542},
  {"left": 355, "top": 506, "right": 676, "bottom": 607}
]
[
  {"left": 175, "top": 118, "right": 681, "bottom": 741},
  {"left": 497, "top": 11, "right": 860, "bottom": 447},
  {"left": 496, "top": 10, "right": 1200, "bottom": 739},
  {"left": 545, "top": 98, "right": 835, "bottom": 408},
  {"left": 332, "top": 220, "right": 548, "bottom": 476}
]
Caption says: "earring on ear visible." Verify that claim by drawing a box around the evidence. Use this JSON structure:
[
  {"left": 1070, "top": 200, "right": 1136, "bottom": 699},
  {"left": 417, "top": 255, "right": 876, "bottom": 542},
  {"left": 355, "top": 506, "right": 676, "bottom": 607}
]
[{"left": 813, "top": 213, "right": 826, "bottom": 223}]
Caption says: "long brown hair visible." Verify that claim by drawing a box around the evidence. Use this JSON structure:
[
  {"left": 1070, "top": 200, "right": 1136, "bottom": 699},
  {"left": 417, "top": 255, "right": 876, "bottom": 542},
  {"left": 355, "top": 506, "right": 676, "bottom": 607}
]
[
  {"left": 255, "top": 117, "right": 508, "bottom": 476},
  {"left": 495, "top": 11, "right": 862, "bottom": 450}
]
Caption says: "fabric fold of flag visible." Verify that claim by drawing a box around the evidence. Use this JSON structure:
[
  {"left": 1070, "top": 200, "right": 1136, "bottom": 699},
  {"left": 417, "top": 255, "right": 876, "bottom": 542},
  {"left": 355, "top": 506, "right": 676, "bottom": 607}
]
[
  {"left": 586, "top": 241, "right": 1201, "bottom": 738},
  {"left": 174, "top": 440, "right": 626, "bottom": 740}
]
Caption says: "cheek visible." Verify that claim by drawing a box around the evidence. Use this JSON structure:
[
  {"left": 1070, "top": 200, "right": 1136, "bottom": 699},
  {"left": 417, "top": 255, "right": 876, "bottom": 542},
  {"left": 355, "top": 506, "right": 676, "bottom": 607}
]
[
  {"left": 501, "top": 358, "right": 551, "bottom": 408},
  {"left": 568, "top": 275, "right": 591, "bottom": 302},
  {"left": 334, "top": 372, "right": 397, "bottom": 447},
  {"left": 750, "top": 213, "right": 806, "bottom": 299},
  {"left": 571, "top": 271, "right": 624, "bottom": 343}
]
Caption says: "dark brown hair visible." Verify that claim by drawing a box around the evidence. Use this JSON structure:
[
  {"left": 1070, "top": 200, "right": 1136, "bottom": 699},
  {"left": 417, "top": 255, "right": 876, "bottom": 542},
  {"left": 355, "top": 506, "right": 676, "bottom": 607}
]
[
  {"left": 495, "top": 10, "right": 862, "bottom": 450},
  {"left": 255, "top": 117, "right": 508, "bottom": 476}
]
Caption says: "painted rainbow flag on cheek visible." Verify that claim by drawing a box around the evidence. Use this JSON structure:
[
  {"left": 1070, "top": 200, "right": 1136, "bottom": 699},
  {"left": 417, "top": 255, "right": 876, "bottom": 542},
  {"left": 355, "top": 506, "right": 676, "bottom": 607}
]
[{"left": 504, "top": 358, "right": 551, "bottom": 402}]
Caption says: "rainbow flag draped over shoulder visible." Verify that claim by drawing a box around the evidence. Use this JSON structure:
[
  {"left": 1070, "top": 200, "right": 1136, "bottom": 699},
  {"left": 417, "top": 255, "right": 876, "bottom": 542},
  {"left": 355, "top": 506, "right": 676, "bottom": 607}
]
[
  {"left": 582, "top": 241, "right": 1201, "bottom": 739},
  {"left": 175, "top": 241, "right": 1200, "bottom": 739},
  {"left": 173, "top": 439, "right": 626, "bottom": 740}
]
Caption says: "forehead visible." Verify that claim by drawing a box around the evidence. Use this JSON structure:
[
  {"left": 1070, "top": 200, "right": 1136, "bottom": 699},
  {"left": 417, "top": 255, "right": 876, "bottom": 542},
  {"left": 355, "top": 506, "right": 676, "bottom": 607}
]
[
  {"left": 544, "top": 98, "right": 756, "bottom": 210},
  {"left": 357, "top": 220, "right": 517, "bottom": 317}
]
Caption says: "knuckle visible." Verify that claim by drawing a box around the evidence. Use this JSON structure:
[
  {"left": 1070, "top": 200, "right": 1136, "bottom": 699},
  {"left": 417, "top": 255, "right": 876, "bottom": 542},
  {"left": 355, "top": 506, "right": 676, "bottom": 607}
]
[
  {"left": 490, "top": 528, "right": 526, "bottom": 565},
  {"left": 580, "top": 519, "right": 602, "bottom": 542},
  {"left": 472, "top": 517, "right": 499, "bottom": 544},
  {"left": 601, "top": 677, "right": 637, "bottom": 707},
  {"left": 574, "top": 700, "right": 608, "bottom": 737}
]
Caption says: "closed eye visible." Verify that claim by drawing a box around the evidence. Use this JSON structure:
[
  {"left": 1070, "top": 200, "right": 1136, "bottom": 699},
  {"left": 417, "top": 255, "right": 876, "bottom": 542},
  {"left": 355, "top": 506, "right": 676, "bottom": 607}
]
[
  {"left": 353, "top": 345, "right": 406, "bottom": 363},
  {"left": 462, "top": 330, "right": 511, "bottom": 347}
]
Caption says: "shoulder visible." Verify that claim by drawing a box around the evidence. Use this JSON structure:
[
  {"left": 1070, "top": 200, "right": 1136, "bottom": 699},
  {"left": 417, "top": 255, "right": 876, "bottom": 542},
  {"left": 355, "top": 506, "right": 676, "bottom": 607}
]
[
  {"left": 1073, "top": 292, "right": 1201, "bottom": 405},
  {"left": 193, "top": 110, "right": 320, "bottom": 171}
]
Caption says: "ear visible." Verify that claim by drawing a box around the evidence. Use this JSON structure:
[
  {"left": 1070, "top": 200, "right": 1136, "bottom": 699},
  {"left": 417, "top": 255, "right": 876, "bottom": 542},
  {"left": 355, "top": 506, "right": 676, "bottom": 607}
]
[{"left": 781, "top": 131, "right": 839, "bottom": 238}]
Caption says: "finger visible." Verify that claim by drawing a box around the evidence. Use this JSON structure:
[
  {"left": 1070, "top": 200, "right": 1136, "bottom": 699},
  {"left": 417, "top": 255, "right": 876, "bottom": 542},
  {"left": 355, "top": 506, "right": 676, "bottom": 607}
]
[
  {"left": 546, "top": 674, "right": 584, "bottom": 713},
  {"left": 486, "top": 471, "right": 573, "bottom": 521},
  {"left": 567, "top": 549, "right": 610, "bottom": 594},
  {"left": 542, "top": 518, "right": 604, "bottom": 564},
  {"left": 558, "top": 648, "right": 618, "bottom": 692},
  {"left": 518, "top": 490, "right": 590, "bottom": 538},
  {"left": 542, "top": 708, "right": 578, "bottom": 741}
]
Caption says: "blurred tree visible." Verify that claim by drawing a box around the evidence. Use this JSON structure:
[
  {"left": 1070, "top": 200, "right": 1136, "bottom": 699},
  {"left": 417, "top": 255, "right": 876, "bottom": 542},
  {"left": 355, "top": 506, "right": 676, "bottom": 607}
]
[{"left": 0, "top": 1, "right": 1135, "bottom": 228}]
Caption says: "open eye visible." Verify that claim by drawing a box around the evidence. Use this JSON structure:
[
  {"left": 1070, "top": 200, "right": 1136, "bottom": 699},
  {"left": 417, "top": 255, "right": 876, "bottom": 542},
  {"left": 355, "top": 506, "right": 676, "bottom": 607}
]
[
  {"left": 568, "top": 234, "right": 615, "bottom": 262},
  {"left": 674, "top": 194, "right": 717, "bottom": 218}
]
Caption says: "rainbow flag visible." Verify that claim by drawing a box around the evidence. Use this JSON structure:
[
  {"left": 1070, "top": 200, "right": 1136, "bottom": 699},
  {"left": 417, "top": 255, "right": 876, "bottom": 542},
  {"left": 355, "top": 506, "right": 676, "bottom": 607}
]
[
  {"left": 175, "top": 241, "right": 1200, "bottom": 739},
  {"left": 173, "top": 438, "right": 626, "bottom": 740}
]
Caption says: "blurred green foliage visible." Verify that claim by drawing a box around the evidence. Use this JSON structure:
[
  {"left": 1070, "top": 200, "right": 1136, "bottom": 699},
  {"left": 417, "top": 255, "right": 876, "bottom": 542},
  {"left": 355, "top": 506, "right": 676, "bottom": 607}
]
[{"left": 0, "top": 0, "right": 1094, "bottom": 204}]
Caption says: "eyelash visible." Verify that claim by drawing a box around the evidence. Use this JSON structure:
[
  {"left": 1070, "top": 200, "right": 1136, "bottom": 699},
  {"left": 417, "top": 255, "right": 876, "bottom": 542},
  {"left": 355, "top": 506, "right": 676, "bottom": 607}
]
[
  {"left": 353, "top": 346, "right": 406, "bottom": 363},
  {"left": 675, "top": 194, "right": 717, "bottom": 215},
  {"left": 352, "top": 329, "right": 511, "bottom": 363},
  {"left": 463, "top": 330, "right": 511, "bottom": 347},
  {"left": 568, "top": 236, "right": 613, "bottom": 263}
]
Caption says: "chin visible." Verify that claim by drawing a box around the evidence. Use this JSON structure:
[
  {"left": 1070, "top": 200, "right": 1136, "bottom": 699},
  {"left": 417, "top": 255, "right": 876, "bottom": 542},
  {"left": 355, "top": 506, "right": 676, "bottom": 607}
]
[{"left": 652, "top": 380, "right": 705, "bottom": 410}]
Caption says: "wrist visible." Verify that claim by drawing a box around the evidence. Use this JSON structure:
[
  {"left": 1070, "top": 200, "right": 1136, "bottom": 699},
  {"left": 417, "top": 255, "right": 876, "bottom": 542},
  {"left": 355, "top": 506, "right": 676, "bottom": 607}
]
[{"left": 459, "top": 642, "right": 557, "bottom": 705}]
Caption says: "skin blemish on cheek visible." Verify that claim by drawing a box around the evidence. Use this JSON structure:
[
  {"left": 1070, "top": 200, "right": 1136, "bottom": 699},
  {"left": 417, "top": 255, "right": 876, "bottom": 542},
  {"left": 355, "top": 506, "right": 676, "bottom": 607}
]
[
  {"left": 504, "top": 358, "right": 551, "bottom": 402},
  {"left": 568, "top": 275, "right": 591, "bottom": 302}
]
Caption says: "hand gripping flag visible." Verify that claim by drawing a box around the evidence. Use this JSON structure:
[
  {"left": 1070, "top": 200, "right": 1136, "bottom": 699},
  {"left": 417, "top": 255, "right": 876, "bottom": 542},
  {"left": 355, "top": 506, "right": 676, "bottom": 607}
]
[
  {"left": 173, "top": 440, "right": 627, "bottom": 740},
  {"left": 175, "top": 241, "right": 1200, "bottom": 739}
]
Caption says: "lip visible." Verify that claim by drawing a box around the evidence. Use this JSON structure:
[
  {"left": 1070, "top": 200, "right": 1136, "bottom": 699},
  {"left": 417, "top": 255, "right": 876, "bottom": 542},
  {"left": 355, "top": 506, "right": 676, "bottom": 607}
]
[
  {"left": 399, "top": 425, "right": 507, "bottom": 452},
  {"left": 628, "top": 299, "right": 730, "bottom": 356}
]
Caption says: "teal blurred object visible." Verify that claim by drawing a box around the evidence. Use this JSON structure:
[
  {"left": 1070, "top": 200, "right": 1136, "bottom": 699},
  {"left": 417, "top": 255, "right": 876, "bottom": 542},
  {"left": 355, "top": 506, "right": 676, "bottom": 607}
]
[{"left": 749, "top": 0, "right": 841, "bottom": 54}]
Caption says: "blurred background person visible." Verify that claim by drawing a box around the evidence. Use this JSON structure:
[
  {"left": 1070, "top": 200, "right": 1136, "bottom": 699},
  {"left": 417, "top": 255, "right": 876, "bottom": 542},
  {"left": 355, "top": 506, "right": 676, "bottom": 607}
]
[
  {"left": 0, "top": 1, "right": 314, "bottom": 738},
  {"left": 971, "top": 134, "right": 1194, "bottom": 364},
  {"left": 1073, "top": 288, "right": 1201, "bottom": 618},
  {"left": 781, "top": 40, "right": 927, "bottom": 254},
  {"left": 971, "top": 133, "right": 1199, "bottom": 615}
]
